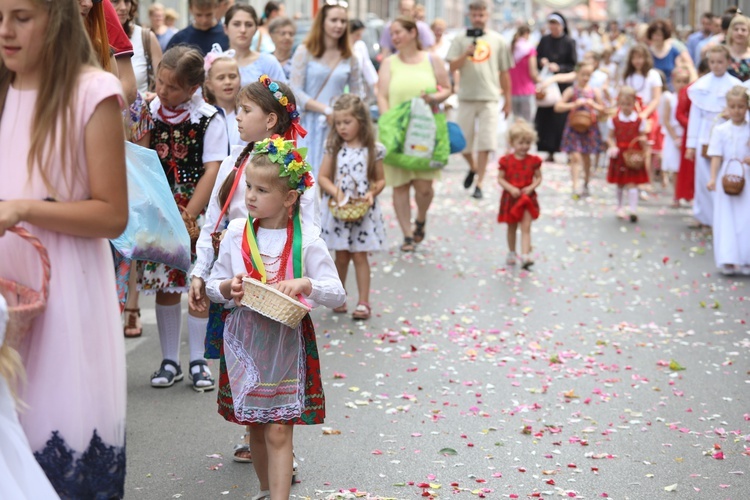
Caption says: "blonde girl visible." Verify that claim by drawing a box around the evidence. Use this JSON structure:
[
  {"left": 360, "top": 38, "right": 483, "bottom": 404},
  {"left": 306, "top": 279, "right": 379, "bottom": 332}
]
[
  {"left": 318, "top": 94, "right": 386, "bottom": 320},
  {"left": 660, "top": 67, "right": 690, "bottom": 190},
  {"left": 496, "top": 120, "right": 543, "bottom": 270},
  {"left": 555, "top": 62, "right": 605, "bottom": 197},
  {"left": 706, "top": 86, "right": 750, "bottom": 275},
  {"left": 207, "top": 138, "right": 344, "bottom": 500},
  {"left": 622, "top": 43, "right": 663, "bottom": 184},
  {"left": 204, "top": 44, "right": 245, "bottom": 147}
]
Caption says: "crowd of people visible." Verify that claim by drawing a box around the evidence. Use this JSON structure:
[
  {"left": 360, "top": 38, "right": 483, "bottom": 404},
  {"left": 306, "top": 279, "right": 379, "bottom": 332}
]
[{"left": 1, "top": 0, "right": 749, "bottom": 499}]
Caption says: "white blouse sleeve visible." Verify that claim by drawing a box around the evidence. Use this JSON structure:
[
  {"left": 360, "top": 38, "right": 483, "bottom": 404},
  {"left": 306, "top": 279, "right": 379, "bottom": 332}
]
[
  {"left": 290, "top": 45, "right": 312, "bottom": 111},
  {"left": 303, "top": 239, "right": 346, "bottom": 309},
  {"left": 203, "top": 112, "right": 229, "bottom": 163},
  {"left": 706, "top": 122, "right": 724, "bottom": 157},
  {"left": 206, "top": 219, "right": 245, "bottom": 304}
]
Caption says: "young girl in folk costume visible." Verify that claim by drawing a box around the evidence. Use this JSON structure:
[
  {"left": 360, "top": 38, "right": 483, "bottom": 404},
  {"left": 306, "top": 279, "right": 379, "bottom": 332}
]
[
  {"left": 659, "top": 67, "right": 690, "bottom": 191},
  {"left": 606, "top": 87, "right": 649, "bottom": 222},
  {"left": 706, "top": 86, "right": 750, "bottom": 276},
  {"left": 189, "top": 76, "right": 308, "bottom": 463},
  {"left": 555, "top": 62, "right": 605, "bottom": 198},
  {"left": 497, "top": 120, "right": 543, "bottom": 270},
  {"left": 143, "top": 45, "right": 228, "bottom": 391},
  {"left": 0, "top": 0, "right": 128, "bottom": 496},
  {"left": 206, "top": 138, "right": 345, "bottom": 500},
  {"left": 674, "top": 58, "right": 709, "bottom": 207},
  {"left": 203, "top": 44, "right": 245, "bottom": 148},
  {"left": 621, "top": 43, "right": 663, "bottom": 186},
  {"left": 318, "top": 95, "right": 386, "bottom": 320},
  {"left": 686, "top": 45, "right": 742, "bottom": 228}
]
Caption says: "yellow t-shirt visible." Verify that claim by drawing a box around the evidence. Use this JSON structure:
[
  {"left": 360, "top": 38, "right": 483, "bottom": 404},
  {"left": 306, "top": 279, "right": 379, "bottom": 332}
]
[{"left": 447, "top": 29, "right": 513, "bottom": 102}]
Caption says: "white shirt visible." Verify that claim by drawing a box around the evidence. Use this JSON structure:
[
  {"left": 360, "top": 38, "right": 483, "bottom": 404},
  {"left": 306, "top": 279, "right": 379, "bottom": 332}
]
[
  {"left": 608, "top": 110, "right": 647, "bottom": 133},
  {"left": 686, "top": 72, "right": 742, "bottom": 148},
  {"left": 623, "top": 69, "right": 661, "bottom": 105},
  {"left": 130, "top": 25, "right": 149, "bottom": 95},
  {"left": 206, "top": 218, "right": 345, "bottom": 309}
]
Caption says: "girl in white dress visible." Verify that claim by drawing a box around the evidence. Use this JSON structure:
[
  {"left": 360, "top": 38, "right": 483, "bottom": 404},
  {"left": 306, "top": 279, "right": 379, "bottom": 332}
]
[
  {"left": 318, "top": 95, "right": 386, "bottom": 320},
  {"left": 203, "top": 44, "right": 246, "bottom": 149},
  {"left": 706, "top": 85, "right": 750, "bottom": 276},
  {"left": 0, "top": 295, "right": 59, "bottom": 500},
  {"left": 659, "top": 68, "right": 690, "bottom": 188},
  {"left": 686, "top": 45, "right": 742, "bottom": 227}
]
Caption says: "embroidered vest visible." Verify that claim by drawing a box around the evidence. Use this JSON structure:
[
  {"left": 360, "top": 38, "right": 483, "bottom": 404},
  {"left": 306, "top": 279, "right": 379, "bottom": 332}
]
[{"left": 151, "top": 112, "right": 216, "bottom": 187}]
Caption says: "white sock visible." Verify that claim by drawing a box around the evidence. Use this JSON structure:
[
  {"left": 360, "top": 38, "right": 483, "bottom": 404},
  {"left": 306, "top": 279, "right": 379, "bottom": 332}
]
[
  {"left": 188, "top": 315, "right": 210, "bottom": 374},
  {"left": 156, "top": 303, "right": 182, "bottom": 367},
  {"left": 616, "top": 187, "right": 624, "bottom": 208},
  {"left": 628, "top": 188, "right": 639, "bottom": 213}
]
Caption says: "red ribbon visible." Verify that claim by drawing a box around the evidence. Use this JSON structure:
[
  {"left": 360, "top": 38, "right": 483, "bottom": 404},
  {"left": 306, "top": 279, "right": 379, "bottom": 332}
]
[{"left": 284, "top": 120, "right": 308, "bottom": 144}]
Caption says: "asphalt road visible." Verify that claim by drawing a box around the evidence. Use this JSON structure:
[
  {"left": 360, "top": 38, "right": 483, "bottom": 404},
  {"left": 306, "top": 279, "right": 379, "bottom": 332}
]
[{"left": 123, "top": 155, "right": 750, "bottom": 500}]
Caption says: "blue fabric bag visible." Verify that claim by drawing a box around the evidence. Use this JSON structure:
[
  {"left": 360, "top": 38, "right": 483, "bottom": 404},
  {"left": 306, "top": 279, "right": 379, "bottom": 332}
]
[
  {"left": 448, "top": 121, "right": 466, "bottom": 154},
  {"left": 110, "top": 143, "right": 191, "bottom": 272}
]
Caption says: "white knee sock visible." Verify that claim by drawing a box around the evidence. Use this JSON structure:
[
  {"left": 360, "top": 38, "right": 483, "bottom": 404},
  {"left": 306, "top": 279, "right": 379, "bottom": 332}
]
[
  {"left": 616, "top": 187, "right": 624, "bottom": 208},
  {"left": 628, "top": 188, "right": 639, "bottom": 213},
  {"left": 187, "top": 315, "right": 209, "bottom": 374},
  {"left": 155, "top": 303, "right": 182, "bottom": 366}
]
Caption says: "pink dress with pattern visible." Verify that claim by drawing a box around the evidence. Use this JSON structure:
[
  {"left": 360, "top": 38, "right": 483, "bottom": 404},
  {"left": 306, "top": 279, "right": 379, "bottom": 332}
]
[{"left": 0, "top": 70, "right": 127, "bottom": 498}]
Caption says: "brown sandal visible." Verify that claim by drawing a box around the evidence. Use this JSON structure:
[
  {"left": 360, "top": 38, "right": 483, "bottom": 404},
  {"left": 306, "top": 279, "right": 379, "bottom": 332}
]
[
  {"left": 413, "top": 220, "right": 426, "bottom": 243},
  {"left": 123, "top": 308, "right": 142, "bottom": 338},
  {"left": 332, "top": 304, "right": 348, "bottom": 314},
  {"left": 352, "top": 302, "right": 371, "bottom": 320}
]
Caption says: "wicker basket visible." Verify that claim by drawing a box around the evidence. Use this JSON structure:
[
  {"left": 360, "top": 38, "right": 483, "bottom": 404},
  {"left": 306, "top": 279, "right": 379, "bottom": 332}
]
[
  {"left": 0, "top": 227, "right": 51, "bottom": 348},
  {"left": 569, "top": 108, "right": 593, "bottom": 133},
  {"left": 180, "top": 206, "right": 200, "bottom": 242},
  {"left": 328, "top": 176, "right": 369, "bottom": 223},
  {"left": 722, "top": 158, "right": 746, "bottom": 196},
  {"left": 622, "top": 137, "right": 645, "bottom": 170},
  {"left": 241, "top": 277, "right": 311, "bottom": 329}
]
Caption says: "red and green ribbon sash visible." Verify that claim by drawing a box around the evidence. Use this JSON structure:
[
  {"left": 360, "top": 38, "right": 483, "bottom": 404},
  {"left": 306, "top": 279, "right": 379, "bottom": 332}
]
[{"left": 241, "top": 209, "right": 303, "bottom": 283}]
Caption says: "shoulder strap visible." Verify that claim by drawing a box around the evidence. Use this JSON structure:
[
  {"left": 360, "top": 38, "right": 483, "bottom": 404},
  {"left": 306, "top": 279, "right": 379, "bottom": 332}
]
[
  {"left": 142, "top": 27, "right": 155, "bottom": 92},
  {"left": 313, "top": 56, "right": 342, "bottom": 102}
]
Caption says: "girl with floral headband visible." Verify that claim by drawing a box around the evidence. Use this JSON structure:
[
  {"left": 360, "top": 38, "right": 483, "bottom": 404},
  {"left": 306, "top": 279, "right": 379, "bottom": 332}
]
[
  {"left": 206, "top": 137, "right": 345, "bottom": 500},
  {"left": 189, "top": 75, "right": 310, "bottom": 465}
]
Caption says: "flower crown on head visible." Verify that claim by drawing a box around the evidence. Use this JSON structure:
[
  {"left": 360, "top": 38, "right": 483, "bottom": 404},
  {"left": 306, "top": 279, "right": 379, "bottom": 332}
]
[
  {"left": 253, "top": 135, "right": 314, "bottom": 193},
  {"left": 204, "top": 43, "right": 237, "bottom": 75}
]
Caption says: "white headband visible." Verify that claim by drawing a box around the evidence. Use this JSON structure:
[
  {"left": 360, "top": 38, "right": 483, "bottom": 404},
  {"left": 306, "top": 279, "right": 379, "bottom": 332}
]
[
  {"left": 204, "top": 43, "right": 237, "bottom": 74},
  {"left": 547, "top": 14, "right": 565, "bottom": 27}
]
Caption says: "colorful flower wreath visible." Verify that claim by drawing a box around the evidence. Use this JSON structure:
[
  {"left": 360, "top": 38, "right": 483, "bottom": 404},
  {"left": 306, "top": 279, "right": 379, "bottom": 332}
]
[
  {"left": 259, "top": 74, "right": 307, "bottom": 142},
  {"left": 253, "top": 135, "right": 314, "bottom": 193}
]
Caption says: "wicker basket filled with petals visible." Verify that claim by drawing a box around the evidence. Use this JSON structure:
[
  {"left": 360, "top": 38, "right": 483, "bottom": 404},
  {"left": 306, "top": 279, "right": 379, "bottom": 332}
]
[
  {"left": 241, "top": 277, "right": 311, "bottom": 329},
  {"left": 722, "top": 158, "right": 746, "bottom": 196},
  {"left": 622, "top": 138, "right": 646, "bottom": 170},
  {"left": 328, "top": 176, "right": 369, "bottom": 223},
  {"left": 0, "top": 226, "right": 51, "bottom": 348}
]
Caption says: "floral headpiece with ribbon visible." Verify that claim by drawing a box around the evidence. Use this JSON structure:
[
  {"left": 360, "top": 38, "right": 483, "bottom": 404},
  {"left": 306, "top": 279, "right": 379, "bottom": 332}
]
[
  {"left": 253, "top": 135, "right": 314, "bottom": 193},
  {"left": 204, "top": 43, "right": 237, "bottom": 75},
  {"left": 259, "top": 74, "right": 307, "bottom": 142}
]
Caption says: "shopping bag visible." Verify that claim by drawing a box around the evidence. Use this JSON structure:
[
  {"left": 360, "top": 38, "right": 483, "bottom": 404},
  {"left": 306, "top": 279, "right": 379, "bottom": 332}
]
[
  {"left": 379, "top": 99, "right": 450, "bottom": 171},
  {"left": 110, "top": 142, "right": 192, "bottom": 271},
  {"left": 536, "top": 66, "right": 561, "bottom": 108}
]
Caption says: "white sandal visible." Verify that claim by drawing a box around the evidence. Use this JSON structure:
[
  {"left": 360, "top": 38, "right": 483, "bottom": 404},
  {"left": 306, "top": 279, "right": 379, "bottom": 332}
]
[{"left": 251, "top": 490, "right": 269, "bottom": 500}]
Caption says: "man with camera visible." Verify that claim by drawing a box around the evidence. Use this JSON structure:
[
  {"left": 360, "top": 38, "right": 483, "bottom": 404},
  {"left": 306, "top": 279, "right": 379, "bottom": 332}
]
[{"left": 447, "top": 0, "right": 513, "bottom": 199}]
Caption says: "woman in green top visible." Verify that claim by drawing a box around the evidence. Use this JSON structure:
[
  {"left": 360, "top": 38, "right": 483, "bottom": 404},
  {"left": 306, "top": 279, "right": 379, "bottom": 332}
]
[{"left": 377, "top": 16, "right": 452, "bottom": 252}]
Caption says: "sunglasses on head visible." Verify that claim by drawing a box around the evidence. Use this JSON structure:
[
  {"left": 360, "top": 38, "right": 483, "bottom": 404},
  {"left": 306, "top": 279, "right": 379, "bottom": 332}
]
[{"left": 325, "top": 0, "right": 349, "bottom": 8}]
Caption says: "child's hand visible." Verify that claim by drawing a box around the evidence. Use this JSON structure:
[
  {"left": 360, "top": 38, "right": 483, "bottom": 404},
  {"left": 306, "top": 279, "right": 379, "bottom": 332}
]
[
  {"left": 508, "top": 186, "right": 522, "bottom": 198},
  {"left": 231, "top": 273, "right": 246, "bottom": 306},
  {"left": 685, "top": 148, "right": 695, "bottom": 160},
  {"left": 188, "top": 277, "right": 207, "bottom": 312},
  {"left": 364, "top": 191, "right": 375, "bottom": 206},
  {"left": 275, "top": 278, "right": 312, "bottom": 299},
  {"left": 607, "top": 146, "right": 619, "bottom": 159},
  {"left": 335, "top": 191, "right": 347, "bottom": 204},
  {"left": 743, "top": 156, "right": 750, "bottom": 165},
  {"left": 707, "top": 179, "right": 716, "bottom": 191},
  {"left": 671, "top": 133, "right": 680, "bottom": 143},
  {"left": 521, "top": 186, "right": 534, "bottom": 195}
]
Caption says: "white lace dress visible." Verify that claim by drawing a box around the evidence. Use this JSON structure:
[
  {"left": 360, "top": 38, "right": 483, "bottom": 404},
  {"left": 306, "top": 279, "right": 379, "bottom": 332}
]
[{"left": 321, "top": 143, "right": 386, "bottom": 252}]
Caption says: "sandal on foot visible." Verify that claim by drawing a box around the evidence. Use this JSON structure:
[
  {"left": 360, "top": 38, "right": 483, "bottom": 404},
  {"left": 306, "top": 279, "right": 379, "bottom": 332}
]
[
  {"left": 332, "top": 304, "right": 348, "bottom": 314},
  {"left": 292, "top": 453, "right": 299, "bottom": 484},
  {"left": 400, "top": 237, "right": 415, "bottom": 252},
  {"left": 188, "top": 360, "right": 215, "bottom": 392},
  {"left": 123, "top": 308, "right": 142, "bottom": 338},
  {"left": 352, "top": 302, "right": 371, "bottom": 320},
  {"left": 151, "top": 359, "right": 183, "bottom": 388},
  {"left": 251, "top": 490, "right": 270, "bottom": 500},
  {"left": 233, "top": 444, "right": 252, "bottom": 463},
  {"left": 413, "top": 220, "right": 426, "bottom": 243},
  {"left": 520, "top": 255, "right": 534, "bottom": 271}
]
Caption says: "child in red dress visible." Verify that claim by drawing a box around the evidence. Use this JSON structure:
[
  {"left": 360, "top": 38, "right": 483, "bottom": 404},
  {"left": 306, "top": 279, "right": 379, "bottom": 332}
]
[
  {"left": 497, "top": 120, "right": 543, "bottom": 270},
  {"left": 606, "top": 87, "right": 649, "bottom": 222}
]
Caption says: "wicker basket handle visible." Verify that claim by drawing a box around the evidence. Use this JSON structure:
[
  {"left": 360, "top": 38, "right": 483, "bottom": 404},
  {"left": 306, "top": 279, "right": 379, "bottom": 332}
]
[
  {"left": 333, "top": 174, "right": 363, "bottom": 206},
  {"left": 725, "top": 158, "right": 747, "bottom": 178},
  {"left": 8, "top": 226, "right": 51, "bottom": 303},
  {"left": 625, "top": 136, "right": 643, "bottom": 149}
]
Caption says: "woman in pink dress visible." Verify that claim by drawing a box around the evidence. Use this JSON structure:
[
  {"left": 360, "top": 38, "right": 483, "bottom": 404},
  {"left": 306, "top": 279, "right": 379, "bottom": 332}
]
[{"left": 0, "top": 0, "right": 128, "bottom": 497}]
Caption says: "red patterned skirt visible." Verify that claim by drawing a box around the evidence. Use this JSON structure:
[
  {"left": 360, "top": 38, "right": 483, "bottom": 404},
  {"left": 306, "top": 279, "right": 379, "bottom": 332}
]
[
  {"left": 607, "top": 153, "right": 650, "bottom": 185},
  {"left": 217, "top": 314, "right": 325, "bottom": 426},
  {"left": 498, "top": 191, "right": 540, "bottom": 224}
]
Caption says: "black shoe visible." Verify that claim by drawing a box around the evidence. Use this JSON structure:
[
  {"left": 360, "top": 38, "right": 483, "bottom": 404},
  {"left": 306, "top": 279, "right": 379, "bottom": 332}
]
[
  {"left": 629, "top": 213, "right": 638, "bottom": 223},
  {"left": 472, "top": 187, "right": 483, "bottom": 199},
  {"left": 463, "top": 170, "right": 476, "bottom": 189},
  {"left": 151, "top": 359, "right": 183, "bottom": 388}
]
